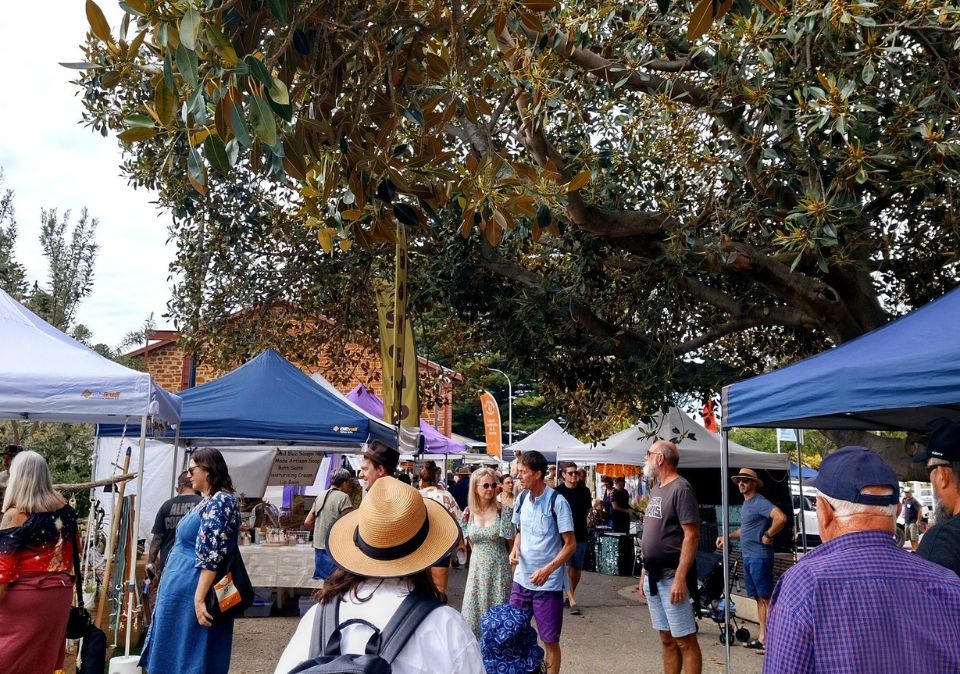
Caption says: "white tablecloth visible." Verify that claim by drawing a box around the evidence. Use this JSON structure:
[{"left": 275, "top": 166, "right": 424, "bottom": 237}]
[{"left": 239, "top": 544, "right": 321, "bottom": 589}]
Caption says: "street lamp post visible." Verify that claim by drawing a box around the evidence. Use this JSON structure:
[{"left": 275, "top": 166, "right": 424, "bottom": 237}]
[{"left": 487, "top": 367, "right": 513, "bottom": 447}]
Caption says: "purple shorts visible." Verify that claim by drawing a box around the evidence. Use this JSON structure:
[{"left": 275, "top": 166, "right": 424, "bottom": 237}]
[{"left": 509, "top": 581, "right": 563, "bottom": 643}]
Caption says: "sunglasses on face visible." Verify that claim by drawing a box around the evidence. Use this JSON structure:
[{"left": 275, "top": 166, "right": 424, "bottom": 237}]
[
  {"left": 564, "top": 471, "right": 578, "bottom": 476},
  {"left": 478, "top": 482, "right": 497, "bottom": 489},
  {"left": 187, "top": 466, "right": 206, "bottom": 476},
  {"left": 927, "top": 462, "right": 949, "bottom": 476}
]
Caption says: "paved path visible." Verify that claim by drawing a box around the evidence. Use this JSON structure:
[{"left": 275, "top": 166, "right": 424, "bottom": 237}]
[{"left": 230, "top": 566, "right": 765, "bottom": 674}]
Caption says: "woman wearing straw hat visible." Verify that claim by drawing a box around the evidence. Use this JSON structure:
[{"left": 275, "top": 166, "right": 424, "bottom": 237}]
[{"left": 274, "top": 477, "right": 484, "bottom": 674}]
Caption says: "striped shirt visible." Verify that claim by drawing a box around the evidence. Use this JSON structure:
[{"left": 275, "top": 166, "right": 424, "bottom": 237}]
[{"left": 763, "top": 530, "right": 960, "bottom": 674}]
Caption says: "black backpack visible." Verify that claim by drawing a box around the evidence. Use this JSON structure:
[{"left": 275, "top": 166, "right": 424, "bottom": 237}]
[{"left": 286, "top": 593, "right": 442, "bottom": 674}]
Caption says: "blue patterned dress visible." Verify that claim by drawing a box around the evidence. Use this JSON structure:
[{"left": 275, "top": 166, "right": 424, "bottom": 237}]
[{"left": 141, "top": 491, "right": 240, "bottom": 674}]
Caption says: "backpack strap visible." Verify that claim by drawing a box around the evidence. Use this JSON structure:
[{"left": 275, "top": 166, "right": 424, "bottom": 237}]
[
  {"left": 308, "top": 596, "right": 342, "bottom": 659},
  {"left": 378, "top": 593, "right": 443, "bottom": 663}
]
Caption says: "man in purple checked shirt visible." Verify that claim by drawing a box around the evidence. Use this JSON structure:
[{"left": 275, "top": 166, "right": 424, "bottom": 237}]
[{"left": 763, "top": 446, "right": 960, "bottom": 674}]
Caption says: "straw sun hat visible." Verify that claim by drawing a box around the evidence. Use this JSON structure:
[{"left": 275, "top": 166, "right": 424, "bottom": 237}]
[
  {"left": 327, "top": 476, "right": 461, "bottom": 578},
  {"left": 732, "top": 468, "right": 764, "bottom": 489}
]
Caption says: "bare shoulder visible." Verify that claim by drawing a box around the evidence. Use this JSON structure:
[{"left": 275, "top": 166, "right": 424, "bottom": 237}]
[{"left": 1, "top": 508, "right": 28, "bottom": 529}]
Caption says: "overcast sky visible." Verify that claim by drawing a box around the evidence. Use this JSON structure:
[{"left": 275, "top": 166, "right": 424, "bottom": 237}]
[{"left": 0, "top": 4, "right": 175, "bottom": 347}]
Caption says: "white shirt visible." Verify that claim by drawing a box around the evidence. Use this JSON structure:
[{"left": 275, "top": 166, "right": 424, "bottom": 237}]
[{"left": 273, "top": 578, "right": 485, "bottom": 674}]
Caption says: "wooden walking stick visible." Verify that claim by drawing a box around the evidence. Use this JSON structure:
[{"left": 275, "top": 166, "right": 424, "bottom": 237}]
[{"left": 96, "top": 445, "right": 132, "bottom": 628}]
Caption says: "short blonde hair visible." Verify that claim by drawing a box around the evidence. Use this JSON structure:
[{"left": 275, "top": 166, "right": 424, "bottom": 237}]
[
  {"left": 3, "top": 450, "right": 64, "bottom": 513},
  {"left": 468, "top": 467, "right": 499, "bottom": 514}
]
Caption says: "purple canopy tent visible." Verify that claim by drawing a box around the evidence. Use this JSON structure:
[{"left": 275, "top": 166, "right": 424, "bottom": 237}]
[{"left": 346, "top": 385, "right": 466, "bottom": 454}]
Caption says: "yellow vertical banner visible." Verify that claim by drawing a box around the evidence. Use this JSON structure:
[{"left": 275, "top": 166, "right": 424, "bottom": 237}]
[
  {"left": 479, "top": 390, "right": 502, "bottom": 459},
  {"left": 376, "top": 221, "right": 419, "bottom": 436}
]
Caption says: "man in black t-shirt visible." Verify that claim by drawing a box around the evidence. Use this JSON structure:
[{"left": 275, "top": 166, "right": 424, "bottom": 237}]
[
  {"left": 610, "top": 477, "right": 632, "bottom": 533},
  {"left": 902, "top": 488, "right": 923, "bottom": 551},
  {"left": 148, "top": 471, "right": 202, "bottom": 577},
  {"left": 556, "top": 461, "right": 593, "bottom": 615}
]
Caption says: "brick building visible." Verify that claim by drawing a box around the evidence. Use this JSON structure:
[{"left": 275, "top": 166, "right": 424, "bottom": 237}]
[{"left": 127, "top": 329, "right": 461, "bottom": 436}]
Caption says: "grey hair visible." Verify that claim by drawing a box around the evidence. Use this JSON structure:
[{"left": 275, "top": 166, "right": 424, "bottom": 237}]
[
  {"left": 330, "top": 469, "right": 352, "bottom": 487},
  {"left": 2, "top": 450, "right": 64, "bottom": 513},
  {"left": 817, "top": 490, "right": 898, "bottom": 518}
]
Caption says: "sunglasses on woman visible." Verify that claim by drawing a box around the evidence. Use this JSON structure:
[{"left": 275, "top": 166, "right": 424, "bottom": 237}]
[{"left": 478, "top": 482, "right": 497, "bottom": 489}]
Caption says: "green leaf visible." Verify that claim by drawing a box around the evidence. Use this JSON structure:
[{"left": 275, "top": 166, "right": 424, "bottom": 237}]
[
  {"left": 124, "top": 114, "right": 156, "bottom": 128},
  {"left": 118, "top": 0, "right": 147, "bottom": 16},
  {"left": 861, "top": 61, "right": 875, "bottom": 85},
  {"left": 163, "top": 53, "right": 175, "bottom": 92},
  {"left": 267, "top": 0, "right": 288, "bottom": 23},
  {"left": 155, "top": 81, "right": 177, "bottom": 127},
  {"left": 393, "top": 203, "right": 420, "bottom": 227},
  {"left": 231, "top": 104, "right": 253, "bottom": 148},
  {"left": 187, "top": 148, "right": 204, "bottom": 180},
  {"left": 203, "top": 135, "right": 233, "bottom": 175},
  {"left": 176, "top": 44, "right": 199, "bottom": 89},
  {"left": 267, "top": 76, "right": 289, "bottom": 106},
  {"left": 59, "top": 62, "right": 102, "bottom": 70},
  {"left": 402, "top": 107, "right": 424, "bottom": 127},
  {"left": 245, "top": 55, "right": 273, "bottom": 89},
  {"left": 249, "top": 95, "right": 277, "bottom": 147},
  {"left": 180, "top": 8, "right": 201, "bottom": 51},
  {"left": 225, "top": 139, "right": 240, "bottom": 167}
]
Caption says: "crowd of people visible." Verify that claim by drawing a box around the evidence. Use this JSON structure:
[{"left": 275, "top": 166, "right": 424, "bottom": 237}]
[{"left": 2, "top": 418, "right": 960, "bottom": 673}]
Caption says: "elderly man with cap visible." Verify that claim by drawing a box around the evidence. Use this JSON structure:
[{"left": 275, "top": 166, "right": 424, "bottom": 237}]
[
  {"left": 716, "top": 467, "right": 787, "bottom": 651},
  {"left": 0, "top": 444, "right": 22, "bottom": 505},
  {"left": 914, "top": 419, "right": 960, "bottom": 576},
  {"left": 763, "top": 446, "right": 960, "bottom": 674}
]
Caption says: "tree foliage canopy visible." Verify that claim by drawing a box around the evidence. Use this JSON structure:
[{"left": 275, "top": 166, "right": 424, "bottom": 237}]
[{"left": 77, "top": 0, "right": 960, "bottom": 439}]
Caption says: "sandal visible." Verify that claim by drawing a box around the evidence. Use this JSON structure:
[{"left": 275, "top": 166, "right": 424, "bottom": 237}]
[
  {"left": 745, "top": 640, "right": 764, "bottom": 650},
  {"left": 569, "top": 605, "right": 582, "bottom": 615}
]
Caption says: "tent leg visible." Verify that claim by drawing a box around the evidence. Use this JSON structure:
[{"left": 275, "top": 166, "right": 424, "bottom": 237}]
[
  {"left": 721, "top": 430, "right": 731, "bottom": 674},
  {"left": 124, "top": 414, "right": 149, "bottom": 656},
  {"left": 170, "top": 426, "right": 182, "bottom": 498}
]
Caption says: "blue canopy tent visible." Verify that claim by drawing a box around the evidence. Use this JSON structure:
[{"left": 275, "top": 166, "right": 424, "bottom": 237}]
[
  {"left": 101, "top": 348, "right": 396, "bottom": 446},
  {"left": 714, "top": 286, "right": 960, "bottom": 672},
  {"left": 723, "top": 286, "right": 960, "bottom": 432},
  {"left": 790, "top": 462, "right": 818, "bottom": 480}
]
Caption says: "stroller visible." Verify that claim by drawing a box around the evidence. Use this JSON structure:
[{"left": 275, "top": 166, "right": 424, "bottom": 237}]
[{"left": 695, "top": 551, "right": 751, "bottom": 645}]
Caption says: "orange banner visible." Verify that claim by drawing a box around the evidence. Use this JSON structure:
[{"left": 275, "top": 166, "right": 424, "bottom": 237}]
[{"left": 479, "top": 390, "right": 502, "bottom": 459}]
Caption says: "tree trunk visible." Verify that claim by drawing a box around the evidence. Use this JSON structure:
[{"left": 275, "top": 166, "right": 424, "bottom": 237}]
[{"left": 820, "top": 429, "right": 927, "bottom": 481}]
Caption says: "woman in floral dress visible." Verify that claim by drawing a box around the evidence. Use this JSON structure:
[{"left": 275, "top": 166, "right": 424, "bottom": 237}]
[
  {"left": 461, "top": 467, "right": 516, "bottom": 638},
  {"left": 141, "top": 447, "right": 241, "bottom": 674}
]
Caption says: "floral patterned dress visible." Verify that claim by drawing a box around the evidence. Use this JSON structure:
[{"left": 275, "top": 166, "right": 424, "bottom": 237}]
[
  {"left": 141, "top": 490, "right": 240, "bottom": 674},
  {"left": 461, "top": 505, "right": 516, "bottom": 638}
]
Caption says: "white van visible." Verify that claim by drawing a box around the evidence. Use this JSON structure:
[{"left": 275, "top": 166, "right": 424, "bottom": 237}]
[{"left": 791, "top": 482, "right": 820, "bottom": 547}]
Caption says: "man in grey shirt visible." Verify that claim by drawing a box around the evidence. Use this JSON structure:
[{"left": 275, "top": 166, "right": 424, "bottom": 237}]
[
  {"left": 304, "top": 468, "right": 354, "bottom": 580},
  {"left": 641, "top": 440, "right": 702, "bottom": 674}
]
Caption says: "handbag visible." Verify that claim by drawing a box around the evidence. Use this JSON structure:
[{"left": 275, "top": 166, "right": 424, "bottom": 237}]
[
  {"left": 67, "top": 531, "right": 95, "bottom": 640},
  {"left": 204, "top": 535, "right": 255, "bottom": 623}
]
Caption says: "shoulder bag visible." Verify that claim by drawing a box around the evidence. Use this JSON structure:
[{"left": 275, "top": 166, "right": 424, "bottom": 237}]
[
  {"left": 204, "top": 502, "right": 255, "bottom": 623},
  {"left": 67, "top": 531, "right": 95, "bottom": 639}
]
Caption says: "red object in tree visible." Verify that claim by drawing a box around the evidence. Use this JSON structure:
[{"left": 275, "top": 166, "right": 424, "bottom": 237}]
[{"left": 703, "top": 398, "right": 718, "bottom": 432}]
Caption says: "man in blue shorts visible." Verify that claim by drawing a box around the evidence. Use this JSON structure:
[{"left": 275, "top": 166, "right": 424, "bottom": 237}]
[
  {"left": 510, "top": 450, "right": 576, "bottom": 674},
  {"left": 717, "top": 467, "right": 787, "bottom": 651}
]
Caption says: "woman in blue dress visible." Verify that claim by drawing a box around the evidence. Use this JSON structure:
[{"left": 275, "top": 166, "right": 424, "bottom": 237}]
[{"left": 141, "top": 447, "right": 240, "bottom": 674}]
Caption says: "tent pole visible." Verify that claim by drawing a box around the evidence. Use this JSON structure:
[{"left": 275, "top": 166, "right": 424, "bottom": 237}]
[
  {"left": 125, "top": 413, "right": 149, "bottom": 656},
  {"left": 170, "top": 425, "right": 182, "bottom": 498},
  {"left": 797, "top": 430, "right": 807, "bottom": 553},
  {"left": 721, "top": 430, "right": 731, "bottom": 674}
]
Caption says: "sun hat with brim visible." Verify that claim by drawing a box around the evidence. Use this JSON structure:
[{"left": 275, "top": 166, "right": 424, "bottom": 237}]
[
  {"left": 326, "top": 476, "right": 461, "bottom": 578},
  {"left": 732, "top": 468, "right": 763, "bottom": 489},
  {"left": 480, "top": 604, "right": 545, "bottom": 674}
]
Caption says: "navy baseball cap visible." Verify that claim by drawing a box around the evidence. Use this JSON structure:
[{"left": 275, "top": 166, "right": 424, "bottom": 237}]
[
  {"left": 912, "top": 418, "right": 960, "bottom": 463},
  {"left": 811, "top": 446, "right": 899, "bottom": 506}
]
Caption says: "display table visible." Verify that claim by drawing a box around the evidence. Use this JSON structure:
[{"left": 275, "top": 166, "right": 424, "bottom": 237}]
[{"left": 239, "top": 544, "right": 321, "bottom": 589}]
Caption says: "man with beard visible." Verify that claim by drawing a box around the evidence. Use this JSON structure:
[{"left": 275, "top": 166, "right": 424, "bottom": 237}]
[
  {"left": 640, "top": 440, "right": 702, "bottom": 674},
  {"left": 914, "top": 419, "right": 960, "bottom": 576}
]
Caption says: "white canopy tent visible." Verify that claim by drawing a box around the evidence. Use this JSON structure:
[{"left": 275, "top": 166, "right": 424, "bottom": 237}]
[
  {"left": 0, "top": 288, "right": 181, "bottom": 656},
  {"left": 505, "top": 419, "right": 588, "bottom": 464},
  {"left": 557, "top": 407, "right": 789, "bottom": 471}
]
